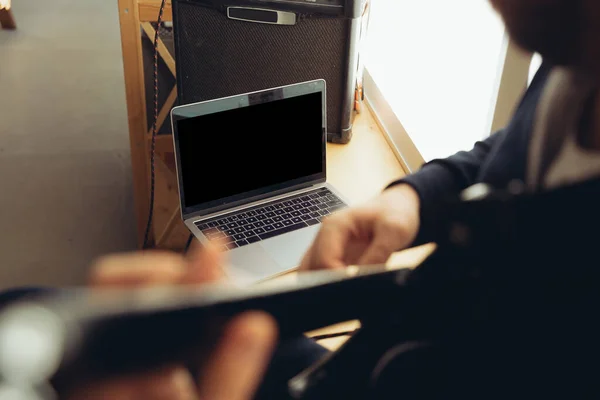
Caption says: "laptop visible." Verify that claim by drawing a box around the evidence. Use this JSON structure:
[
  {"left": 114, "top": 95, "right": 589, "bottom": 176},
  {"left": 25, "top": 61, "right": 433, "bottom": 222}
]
[{"left": 170, "top": 79, "right": 349, "bottom": 284}]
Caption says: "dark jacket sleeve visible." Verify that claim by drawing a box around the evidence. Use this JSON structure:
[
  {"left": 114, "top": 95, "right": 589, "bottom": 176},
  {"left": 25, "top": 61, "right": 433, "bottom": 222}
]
[
  {"left": 386, "top": 62, "right": 554, "bottom": 246},
  {"left": 388, "top": 129, "right": 506, "bottom": 206},
  {"left": 387, "top": 132, "right": 506, "bottom": 245}
]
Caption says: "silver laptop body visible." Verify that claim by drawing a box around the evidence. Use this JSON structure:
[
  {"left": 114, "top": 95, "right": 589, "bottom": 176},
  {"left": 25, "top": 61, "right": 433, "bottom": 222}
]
[{"left": 171, "top": 80, "right": 348, "bottom": 285}]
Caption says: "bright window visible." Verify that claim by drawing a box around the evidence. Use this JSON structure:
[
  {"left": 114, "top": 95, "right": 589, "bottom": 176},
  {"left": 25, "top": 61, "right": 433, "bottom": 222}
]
[{"left": 363, "top": 0, "right": 509, "bottom": 162}]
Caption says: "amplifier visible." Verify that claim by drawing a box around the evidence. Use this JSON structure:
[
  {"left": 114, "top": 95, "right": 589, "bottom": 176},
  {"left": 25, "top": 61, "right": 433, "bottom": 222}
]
[{"left": 171, "top": 0, "right": 367, "bottom": 143}]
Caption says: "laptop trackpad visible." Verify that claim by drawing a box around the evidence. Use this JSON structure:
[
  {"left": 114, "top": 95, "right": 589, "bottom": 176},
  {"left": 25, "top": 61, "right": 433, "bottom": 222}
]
[
  {"left": 226, "top": 244, "right": 283, "bottom": 285},
  {"left": 261, "top": 225, "right": 320, "bottom": 269}
]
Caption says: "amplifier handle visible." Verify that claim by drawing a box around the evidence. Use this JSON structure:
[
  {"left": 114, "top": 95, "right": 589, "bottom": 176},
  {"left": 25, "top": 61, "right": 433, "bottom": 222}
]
[{"left": 226, "top": 6, "right": 297, "bottom": 25}]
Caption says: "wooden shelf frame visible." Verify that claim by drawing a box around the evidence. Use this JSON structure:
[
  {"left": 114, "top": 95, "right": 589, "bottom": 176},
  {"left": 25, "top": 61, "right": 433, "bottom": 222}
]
[{"left": 118, "top": 0, "right": 183, "bottom": 248}]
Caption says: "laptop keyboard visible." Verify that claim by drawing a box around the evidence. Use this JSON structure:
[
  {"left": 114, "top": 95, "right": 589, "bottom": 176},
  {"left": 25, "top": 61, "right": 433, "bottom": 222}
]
[{"left": 194, "top": 187, "right": 347, "bottom": 252}]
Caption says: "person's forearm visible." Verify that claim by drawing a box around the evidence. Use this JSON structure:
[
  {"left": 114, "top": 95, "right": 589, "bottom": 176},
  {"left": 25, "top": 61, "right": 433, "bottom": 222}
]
[
  {"left": 385, "top": 62, "right": 554, "bottom": 246},
  {"left": 388, "top": 131, "right": 504, "bottom": 197},
  {"left": 386, "top": 132, "right": 505, "bottom": 246}
]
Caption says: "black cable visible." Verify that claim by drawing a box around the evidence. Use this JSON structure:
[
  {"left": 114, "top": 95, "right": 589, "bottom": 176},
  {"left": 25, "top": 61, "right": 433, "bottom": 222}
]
[
  {"left": 142, "top": 0, "right": 168, "bottom": 249},
  {"left": 184, "top": 234, "right": 194, "bottom": 254}
]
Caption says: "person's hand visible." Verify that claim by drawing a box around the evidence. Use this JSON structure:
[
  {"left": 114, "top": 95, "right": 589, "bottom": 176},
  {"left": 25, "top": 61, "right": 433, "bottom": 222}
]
[
  {"left": 300, "top": 184, "right": 421, "bottom": 271},
  {"left": 67, "top": 245, "right": 278, "bottom": 400}
]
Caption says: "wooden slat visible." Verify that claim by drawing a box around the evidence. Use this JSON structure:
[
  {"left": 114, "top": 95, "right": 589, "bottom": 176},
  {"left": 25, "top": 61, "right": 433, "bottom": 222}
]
[
  {"left": 139, "top": 0, "right": 173, "bottom": 22},
  {"left": 151, "top": 134, "right": 179, "bottom": 247},
  {"left": 156, "top": 207, "right": 181, "bottom": 247},
  {"left": 153, "top": 154, "right": 187, "bottom": 250},
  {"left": 154, "top": 149, "right": 172, "bottom": 177},
  {"left": 152, "top": 136, "right": 180, "bottom": 247},
  {"left": 153, "top": 134, "right": 176, "bottom": 168},
  {"left": 118, "top": 0, "right": 152, "bottom": 248},
  {"left": 140, "top": 22, "right": 177, "bottom": 77},
  {"left": 147, "top": 86, "right": 178, "bottom": 138}
]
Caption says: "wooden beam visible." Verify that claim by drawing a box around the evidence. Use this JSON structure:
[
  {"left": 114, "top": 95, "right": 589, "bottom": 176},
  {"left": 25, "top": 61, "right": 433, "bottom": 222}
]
[
  {"left": 154, "top": 148, "right": 177, "bottom": 181},
  {"left": 156, "top": 206, "right": 181, "bottom": 247},
  {"left": 139, "top": 0, "right": 172, "bottom": 22},
  {"left": 118, "top": 0, "right": 152, "bottom": 248},
  {"left": 153, "top": 134, "right": 175, "bottom": 163},
  {"left": 0, "top": 8, "right": 16, "bottom": 30},
  {"left": 152, "top": 153, "right": 184, "bottom": 250},
  {"left": 140, "top": 22, "right": 177, "bottom": 77}
]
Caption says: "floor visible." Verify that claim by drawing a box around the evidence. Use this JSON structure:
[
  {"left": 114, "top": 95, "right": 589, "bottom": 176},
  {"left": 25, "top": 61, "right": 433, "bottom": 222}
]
[{"left": 0, "top": 0, "right": 137, "bottom": 290}]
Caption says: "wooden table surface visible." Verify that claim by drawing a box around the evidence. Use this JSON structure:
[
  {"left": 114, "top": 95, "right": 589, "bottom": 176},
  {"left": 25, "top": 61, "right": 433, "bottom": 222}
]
[{"left": 326, "top": 108, "right": 406, "bottom": 206}]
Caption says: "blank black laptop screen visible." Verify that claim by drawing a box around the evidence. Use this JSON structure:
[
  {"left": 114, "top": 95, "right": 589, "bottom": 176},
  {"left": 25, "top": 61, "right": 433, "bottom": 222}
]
[{"left": 176, "top": 91, "right": 324, "bottom": 209}]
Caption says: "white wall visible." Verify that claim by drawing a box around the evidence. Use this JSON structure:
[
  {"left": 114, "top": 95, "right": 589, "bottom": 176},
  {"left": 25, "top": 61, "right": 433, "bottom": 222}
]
[{"left": 363, "top": 0, "right": 507, "bottom": 161}]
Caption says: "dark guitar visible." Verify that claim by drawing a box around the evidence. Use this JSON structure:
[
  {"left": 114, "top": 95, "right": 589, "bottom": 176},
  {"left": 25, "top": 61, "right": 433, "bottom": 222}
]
[{"left": 1, "top": 177, "right": 599, "bottom": 399}]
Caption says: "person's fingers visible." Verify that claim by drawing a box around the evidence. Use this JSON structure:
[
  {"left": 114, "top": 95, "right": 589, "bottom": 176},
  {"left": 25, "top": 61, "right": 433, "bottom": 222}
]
[
  {"left": 356, "top": 217, "right": 409, "bottom": 265},
  {"left": 67, "top": 366, "right": 198, "bottom": 400},
  {"left": 183, "top": 240, "right": 226, "bottom": 284},
  {"left": 356, "top": 236, "right": 396, "bottom": 266},
  {"left": 89, "top": 251, "right": 188, "bottom": 287},
  {"left": 300, "top": 209, "right": 370, "bottom": 271},
  {"left": 339, "top": 239, "right": 371, "bottom": 266},
  {"left": 197, "top": 312, "right": 278, "bottom": 400},
  {"left": 299, "top": 222, "right": 348, "bottom": 271},
  {"left": 299, "top": 212, "right": 353, "bottom": 271}
]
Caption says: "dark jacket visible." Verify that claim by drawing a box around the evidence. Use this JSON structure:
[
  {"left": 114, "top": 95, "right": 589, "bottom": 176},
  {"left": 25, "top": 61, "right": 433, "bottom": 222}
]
[{"left": 390, "top": 62, "right": 554, "bottom": 246}]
